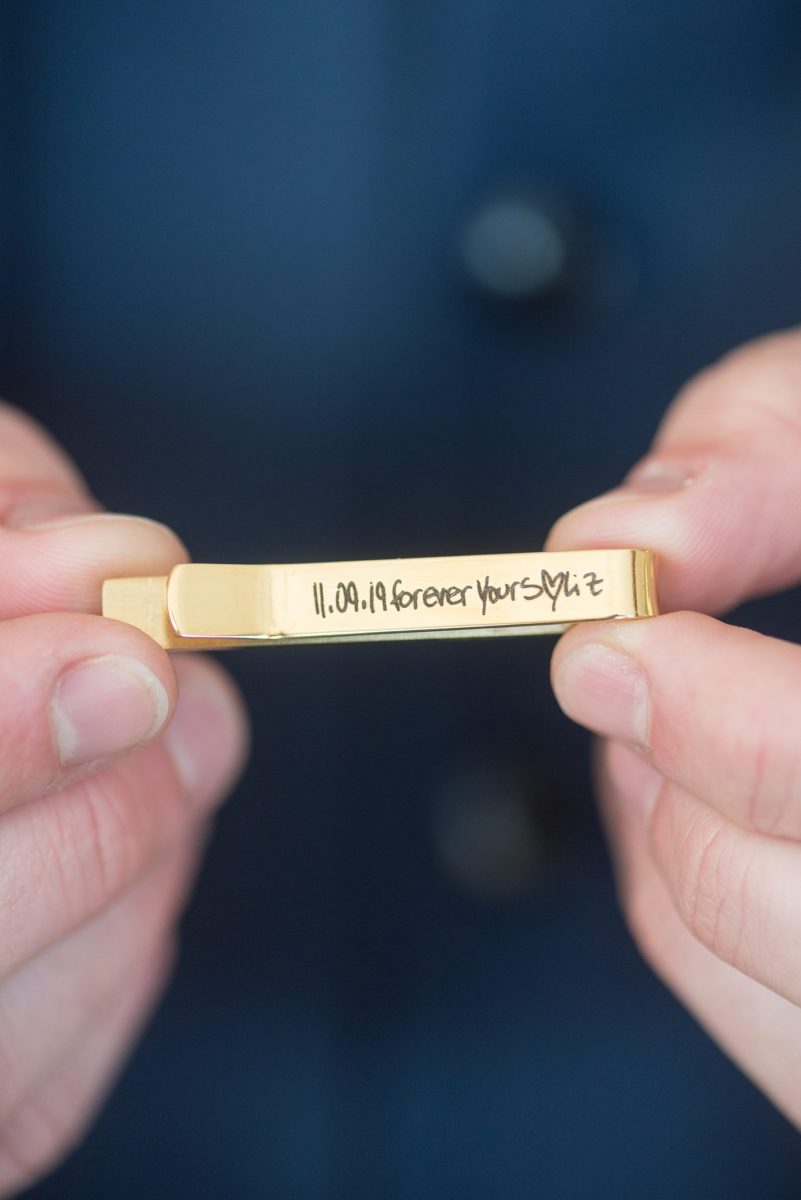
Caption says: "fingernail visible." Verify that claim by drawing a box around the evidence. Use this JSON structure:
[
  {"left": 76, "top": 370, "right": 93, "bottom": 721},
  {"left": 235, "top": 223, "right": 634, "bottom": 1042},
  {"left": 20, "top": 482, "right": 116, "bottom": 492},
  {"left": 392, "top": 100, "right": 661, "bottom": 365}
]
[
  {"left": 51, "top": 655, "right": 170, "bottom": 767},
  {"left": 553, "top": 642, "right": 650, "bottom": 749},
  {"left": 545, "top": 457, "right": 697, "bottom": 533},
  {"left": 620, "top": 457, "right": 695, "bottom": 493},
  {"left": 163, "top": 673, "right": 246, "bottom": 800}
]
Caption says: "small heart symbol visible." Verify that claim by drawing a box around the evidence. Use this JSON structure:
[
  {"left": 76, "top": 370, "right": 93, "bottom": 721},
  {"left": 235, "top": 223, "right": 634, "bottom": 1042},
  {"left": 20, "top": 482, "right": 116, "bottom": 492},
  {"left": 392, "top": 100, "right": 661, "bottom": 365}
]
[{"left": 541, "top": 570, "right": 566, "bottom": 612}]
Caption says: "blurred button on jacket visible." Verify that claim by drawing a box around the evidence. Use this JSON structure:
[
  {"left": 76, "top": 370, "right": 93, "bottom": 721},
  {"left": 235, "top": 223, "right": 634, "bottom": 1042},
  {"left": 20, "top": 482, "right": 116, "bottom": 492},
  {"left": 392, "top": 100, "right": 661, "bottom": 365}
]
[{"left": 4, "top": 2, "right": 801, "bottom": 1197}]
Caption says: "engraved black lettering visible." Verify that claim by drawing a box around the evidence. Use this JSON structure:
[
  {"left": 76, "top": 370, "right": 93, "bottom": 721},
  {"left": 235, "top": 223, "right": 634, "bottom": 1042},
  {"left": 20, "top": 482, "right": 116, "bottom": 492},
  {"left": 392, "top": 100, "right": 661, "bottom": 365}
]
[
  {"left": 563, "top": 572, "right": 580, "bottom": 599},
  {"left": 540, "top": 570, "right": 566, "bottom": 612},
  {"left": 521, "top": 575, "right": 543, "bottom": 601},
  {"left": 583, "top": 571, "right": 604, "bottom": 597},
  {"left": 391, "top": 579, "right": 405, "bottom": 611},
  {"left": 476, "top": 575, "right": 491, "bottom": 616}
]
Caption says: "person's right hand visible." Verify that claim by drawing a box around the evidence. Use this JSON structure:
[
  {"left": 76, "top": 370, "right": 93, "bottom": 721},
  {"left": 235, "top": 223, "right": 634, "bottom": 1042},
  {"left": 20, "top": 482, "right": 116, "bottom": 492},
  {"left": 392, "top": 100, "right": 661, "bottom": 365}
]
[
  {"left": 545, "top": 329, "right": 801, "bottom": 1131},
  {"left": 0, "top": 403, "right": 249, "bottom": 1196}
]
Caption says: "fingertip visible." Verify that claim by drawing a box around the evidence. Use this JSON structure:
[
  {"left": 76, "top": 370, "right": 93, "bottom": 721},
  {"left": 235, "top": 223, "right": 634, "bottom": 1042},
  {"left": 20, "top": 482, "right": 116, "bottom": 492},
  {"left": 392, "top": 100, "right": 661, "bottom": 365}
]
[
  {"left": 163, "top": 655, "right": 250, "bottom": 805},
  {"left": 544, "top": 467, "right": 726, "bottom": 613},
  {"left": 0, "top": 401, "right": 88, "bottom": 495},
  {"left": 0, "top": 513, "right": 190, "bottom": 618},
  {"left": 39, "top": 512, "right": 190, "bottom": 573}
]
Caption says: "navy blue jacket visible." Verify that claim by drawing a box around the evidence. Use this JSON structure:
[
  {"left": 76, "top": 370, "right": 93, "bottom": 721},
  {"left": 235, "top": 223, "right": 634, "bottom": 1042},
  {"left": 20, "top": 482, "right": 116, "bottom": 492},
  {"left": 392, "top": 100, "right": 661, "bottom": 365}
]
[{"left": 4, "top": 3, "right": 801, "bottom": 1196}]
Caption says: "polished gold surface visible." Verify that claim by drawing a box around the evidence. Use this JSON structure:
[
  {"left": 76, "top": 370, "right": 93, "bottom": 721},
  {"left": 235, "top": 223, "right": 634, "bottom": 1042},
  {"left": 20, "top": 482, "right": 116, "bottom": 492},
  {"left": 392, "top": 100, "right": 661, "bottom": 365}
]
[{"left": 102, "top": 548, "right": 658, "bottom": 650}]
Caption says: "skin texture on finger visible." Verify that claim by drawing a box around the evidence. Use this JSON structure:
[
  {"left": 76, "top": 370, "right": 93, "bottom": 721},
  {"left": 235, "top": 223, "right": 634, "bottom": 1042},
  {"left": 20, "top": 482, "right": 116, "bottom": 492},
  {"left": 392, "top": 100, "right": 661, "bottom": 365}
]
[
  {"left": 0, "top": 654, "right": 249, "bottom": 982},
  {"left": 644, "top": 776, "right": 801, "bottom": 1009},
  {"left": 0, "top": 937, "right": 175, "bottom": 1197},
  {"left": 551, "top": 609, "right": 801, "bottom": 839},
  {"left": 544, "top": 328, "right": 801, "bottom": 614},
  {"left": 599, "top": 738, "right": 801, "bottom": 1131},
  {"left": 0, "top": 515, "right": 188, "bottom": 618},
  {"left": 0, "top": 831, "right": 203, "bottom": 1126},
  {"left": 590, "top": 733, "right": 801, "bottom": 1010},
  {"left": 0, "top": 612, "right": 180, "bottom": 813}
]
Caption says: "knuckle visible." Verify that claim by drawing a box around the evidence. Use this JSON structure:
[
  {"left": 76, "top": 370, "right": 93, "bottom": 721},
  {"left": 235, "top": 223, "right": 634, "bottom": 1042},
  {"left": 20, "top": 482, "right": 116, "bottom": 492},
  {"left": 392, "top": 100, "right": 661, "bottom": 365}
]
[
  {"left": 734, "top": 718, "right": 782, "bottom": 836},
  {"left": 660, "top": 802, "right": 750, "bottom": 965},
  {"left": 736, "top": 715, "right": 801, "bottom": 838},
  {"left": 33, "top": 746, "right": 195, "bottom": 925},
  {"left": 28, "top": 782, "right": 131, "bottom": 930},
  {"left": 79, "top": 761, "right": 193, "bottom": 895},
  {"left": 674, "top": 817, "right": 727, "bottom": 947},
  {"left": 686, "top": 679, "right": 801, "bottom": 839}
]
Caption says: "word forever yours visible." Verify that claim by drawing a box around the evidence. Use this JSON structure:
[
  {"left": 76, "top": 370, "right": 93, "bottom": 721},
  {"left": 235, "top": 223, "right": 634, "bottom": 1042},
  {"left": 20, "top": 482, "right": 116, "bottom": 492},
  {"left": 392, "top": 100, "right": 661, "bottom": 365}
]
[{"left": 408, "top": 569, "right": 605, "bottom": 616}]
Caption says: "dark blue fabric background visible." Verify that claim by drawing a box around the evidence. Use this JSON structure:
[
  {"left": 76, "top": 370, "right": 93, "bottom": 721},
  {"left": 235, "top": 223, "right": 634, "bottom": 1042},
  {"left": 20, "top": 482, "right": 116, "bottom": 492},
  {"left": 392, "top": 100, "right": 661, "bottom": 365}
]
[{"left": 3, "top": 2, "right": 801, "bottom": 1196}]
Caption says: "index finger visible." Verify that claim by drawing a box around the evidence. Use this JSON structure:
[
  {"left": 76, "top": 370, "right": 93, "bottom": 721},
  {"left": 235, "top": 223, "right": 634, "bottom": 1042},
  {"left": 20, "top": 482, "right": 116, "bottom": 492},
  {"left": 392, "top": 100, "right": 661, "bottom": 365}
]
[
  {"left": 0, "top": 402, "right": 187, "bottom": 616},
  {"left": 0, "top": 401, "right": 95, "bottom": 519},
  {"left": 544, "top": 329, "right": 801, "bottom": 614}
]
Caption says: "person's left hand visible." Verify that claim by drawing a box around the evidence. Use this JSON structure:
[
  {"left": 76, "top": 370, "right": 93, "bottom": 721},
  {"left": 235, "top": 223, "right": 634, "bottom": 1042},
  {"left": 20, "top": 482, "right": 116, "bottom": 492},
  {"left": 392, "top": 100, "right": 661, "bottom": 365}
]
[{"left": 0, "top": 402, "right": 249, "bottom": 1194}]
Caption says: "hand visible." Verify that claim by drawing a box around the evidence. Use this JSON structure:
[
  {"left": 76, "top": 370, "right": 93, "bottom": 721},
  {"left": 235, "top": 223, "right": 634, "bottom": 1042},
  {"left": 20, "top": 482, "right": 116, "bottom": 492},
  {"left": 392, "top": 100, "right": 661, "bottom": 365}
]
[
  {"left": 546, "top": 329, "right": 801, "bottom": 1127},
  {"left": 0, "top": 403, "right": 249, "bottom": 1194}
]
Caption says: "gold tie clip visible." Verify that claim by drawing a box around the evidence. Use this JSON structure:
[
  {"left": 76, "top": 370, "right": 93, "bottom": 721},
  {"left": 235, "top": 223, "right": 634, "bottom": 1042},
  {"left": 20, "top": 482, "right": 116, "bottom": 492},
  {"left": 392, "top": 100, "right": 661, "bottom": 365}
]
[{"left": 102, "top": 548, "right": 657, "bottom": 650}]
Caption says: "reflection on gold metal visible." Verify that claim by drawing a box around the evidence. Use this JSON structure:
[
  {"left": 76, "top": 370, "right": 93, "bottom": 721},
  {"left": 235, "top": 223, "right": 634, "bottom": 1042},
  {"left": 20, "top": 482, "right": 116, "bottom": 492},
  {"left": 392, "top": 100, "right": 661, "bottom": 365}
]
[{"left": 102, "top": 548, "right": 658, "bottom": 650}]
